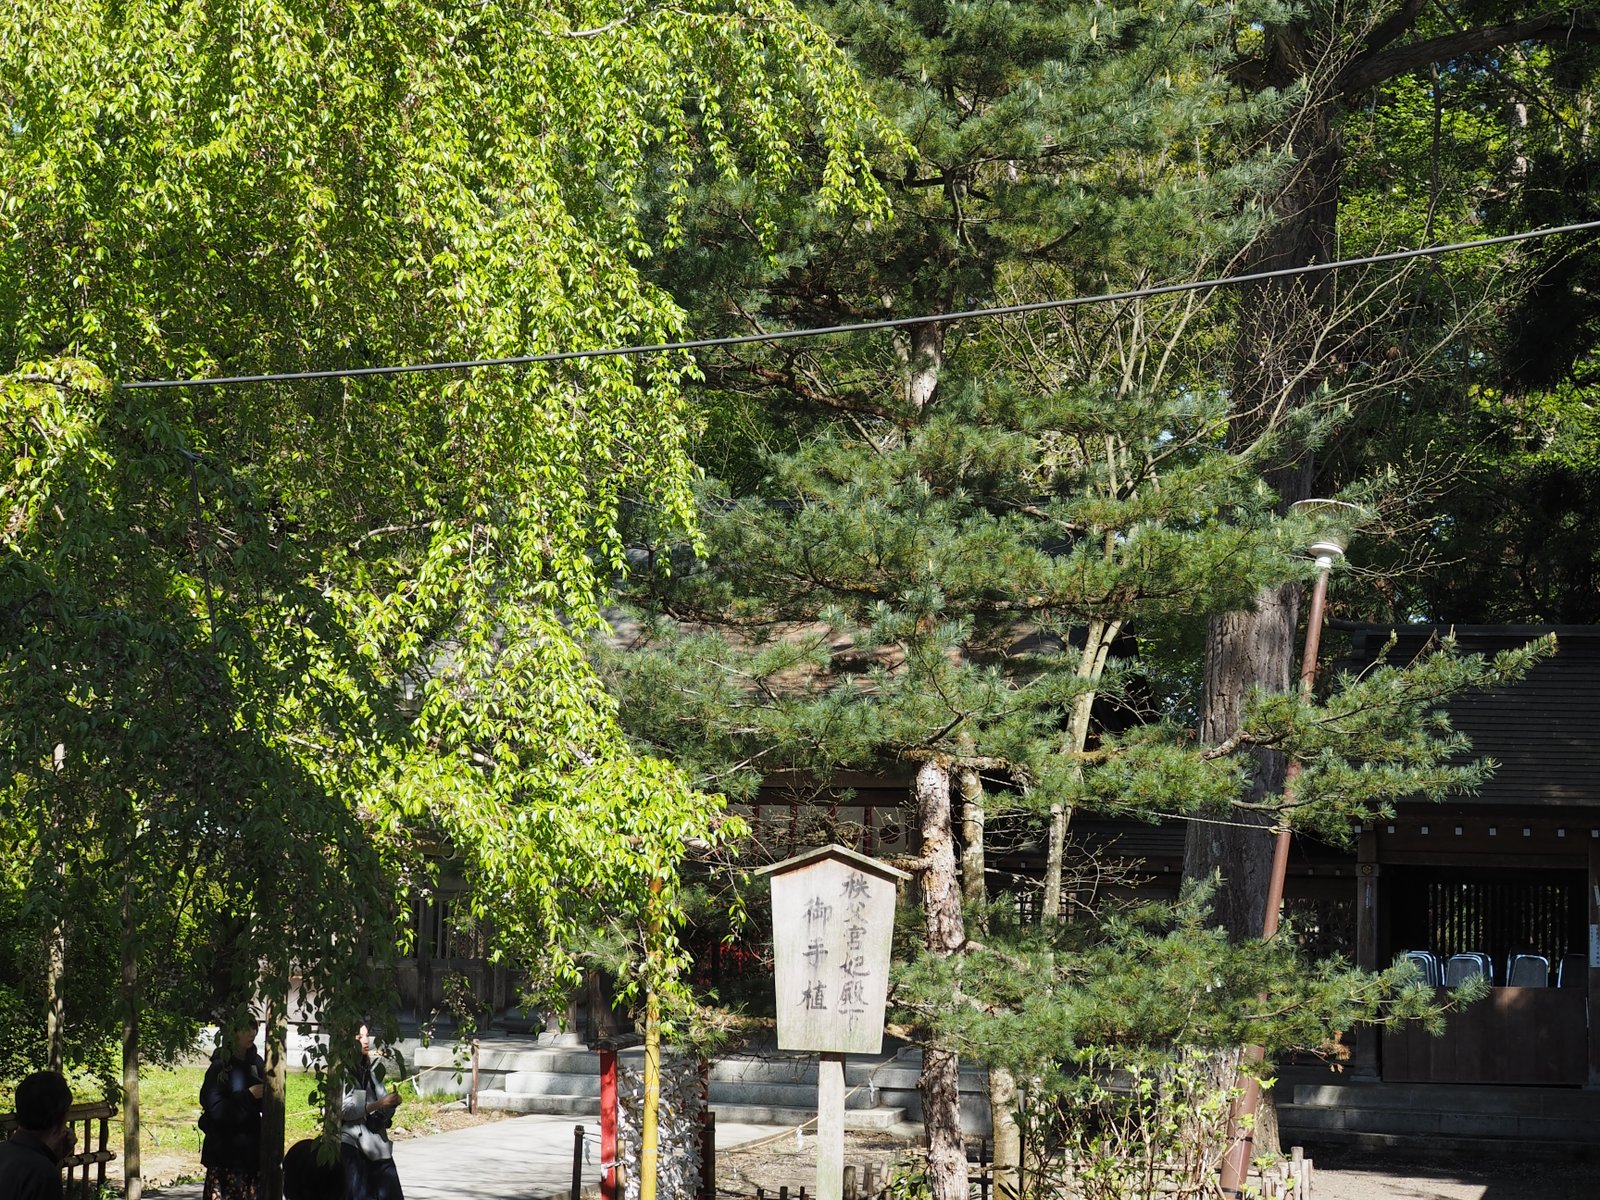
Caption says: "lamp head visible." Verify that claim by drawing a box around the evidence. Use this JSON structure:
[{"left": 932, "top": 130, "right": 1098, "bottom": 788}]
[{"left": 1290, "top": 498, "right": 1364, "bottom": 564}]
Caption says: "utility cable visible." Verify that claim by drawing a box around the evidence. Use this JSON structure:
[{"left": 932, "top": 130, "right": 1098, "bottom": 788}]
[{"left": 119, "top": 218, "right": 1600, "bottom": 391}]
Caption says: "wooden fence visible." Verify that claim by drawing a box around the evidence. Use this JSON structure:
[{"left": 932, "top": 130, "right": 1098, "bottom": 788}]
[
  {"left": 0, "top": 1100, "right": 117, "bottom": 1195},
  {"left": 1384, "top": 986, "right": 1588, "bottom": 1084}
]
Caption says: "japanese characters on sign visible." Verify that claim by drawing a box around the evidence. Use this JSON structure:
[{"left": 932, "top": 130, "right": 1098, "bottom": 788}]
[{"left": 764, "top": 845, "right": 905, "bottom": 1055}]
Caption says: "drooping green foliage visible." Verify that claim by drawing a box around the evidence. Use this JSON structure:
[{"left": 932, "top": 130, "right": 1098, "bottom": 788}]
[{"left": 0, "top": 0, "right": 894, "bottom": 1070}]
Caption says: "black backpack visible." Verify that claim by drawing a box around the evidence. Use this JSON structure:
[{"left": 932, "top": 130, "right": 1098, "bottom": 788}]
[{"left": 197, "top": 1057, "right": 227, "bottom": 1134}]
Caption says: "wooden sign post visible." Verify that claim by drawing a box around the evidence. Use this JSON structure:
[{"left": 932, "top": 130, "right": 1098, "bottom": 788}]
[{"left": 758, "top": 845, "right": 907, "bottom": 1200}]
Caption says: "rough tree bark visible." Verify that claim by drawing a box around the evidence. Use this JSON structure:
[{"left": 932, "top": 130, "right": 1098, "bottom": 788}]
[
  {"left": 1184, "top": 55, "right": 1337, "bottom": 1161},
  {"left": 1184, "top": 590, "right": 1298, "bottom": 937},
  {"left": 915, "top": 759, "right": 969, "bottom": 1200}
]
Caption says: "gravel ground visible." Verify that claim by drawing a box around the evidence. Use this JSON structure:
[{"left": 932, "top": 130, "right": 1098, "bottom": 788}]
[
  {"left": 716, "top": 1128, "right": 918, "bottom": 1195},
  {"left": 1303, "top": 1146, "right": 1597, "bottom": 1200}
]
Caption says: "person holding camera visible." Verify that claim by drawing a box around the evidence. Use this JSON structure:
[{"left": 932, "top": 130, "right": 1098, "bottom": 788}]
[
  {"left": 199, "top": 1017, "right": 265, "bottom": 1200},
  {"left": 339, "top": 1023, "right": 403, "bottom": 1200}
]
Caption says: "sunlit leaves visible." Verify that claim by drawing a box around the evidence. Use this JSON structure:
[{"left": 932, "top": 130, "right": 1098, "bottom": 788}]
[{"left": 1, "top": 0, "right": 890, "bottom": 1044}]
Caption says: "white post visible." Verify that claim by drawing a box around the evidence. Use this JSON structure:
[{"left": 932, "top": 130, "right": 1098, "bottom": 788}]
[
  {"left": 817, "top": 1052, "right": 845, "bottom": 1200},
  {"left": 758, "top": 847, "right": 909, "bottom": 1200}
]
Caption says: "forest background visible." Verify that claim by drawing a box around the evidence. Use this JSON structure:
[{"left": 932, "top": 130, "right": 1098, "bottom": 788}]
[{"left": 3, "top": 1, "right": 1599, "bottom": 1199}]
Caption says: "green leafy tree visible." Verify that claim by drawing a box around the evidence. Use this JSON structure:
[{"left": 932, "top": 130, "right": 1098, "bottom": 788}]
[
  {"left": 1322, "top": 36, "right": 1600, "bottom": 627},
  {"left": 1163, "top": 6, "right": 1600, "bottom": 1153},
  {"left": 1, "top": 2, "right": 891, "bottom": 1190},
  {"left": 1185, "top": 0, "right": 1600, "bottom": 922}
]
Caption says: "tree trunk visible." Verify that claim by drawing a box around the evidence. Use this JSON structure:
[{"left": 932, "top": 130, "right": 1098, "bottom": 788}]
[
  {"left": 1184, "top": 70, "right": 1341, "bottom": 1163},
  {"left": 1182, "top": 592, "right": 1297, "bottom": 936},
  {"left": 958, "top": 761, "right": 985, "bottom": 913},
  {"left": 988, "top": 1067, "right": 1022, "bottom": 1200},
  {"left": 46, "top": 742, "right": 67, "bottom": 1073},
  {"left": 1043, "top": 618, "right": 1120, "bottom": 921},
  {"left": 959, "top": 759, "right": 1023, "bottom": 1196},
  {"left": 45, "top": 918, "right": 66, "bottom": 1073},
  {"left": 914, "top": 760, "right": 969, "bottom": 1200},
  {"left": 259, "top": 989, "right": 289, "bottom": 1200},
  {"left": 122, "top": 873, "right": 142, "bottom": 1200}
]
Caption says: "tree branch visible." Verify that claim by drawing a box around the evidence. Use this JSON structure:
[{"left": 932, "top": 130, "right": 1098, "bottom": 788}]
[{"left": 1340, "top": 11, "right": 1600, "bottom": 94}]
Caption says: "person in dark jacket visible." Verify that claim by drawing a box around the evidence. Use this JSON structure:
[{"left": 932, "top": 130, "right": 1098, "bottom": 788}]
[
  {"left": 200, "top": 1018, "right": 265, "bottom": 1200},
  {"left": 338, "top": 1023, "right": 402, "bottom": 1200},
  {"left": 0, "top": 1070, "right": 74, "bottom": 1200}
]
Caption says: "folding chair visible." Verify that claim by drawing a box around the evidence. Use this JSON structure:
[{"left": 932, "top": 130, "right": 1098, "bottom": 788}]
[
  {"left": 1402, "top": 950, "right": 1441, "bottom": 986},
  {"left": 1507, "top": 953, "right": 1550, "bottom": 987},
  {"left": 1444, "top": 953, "right": 1489, "bottom": 987}
]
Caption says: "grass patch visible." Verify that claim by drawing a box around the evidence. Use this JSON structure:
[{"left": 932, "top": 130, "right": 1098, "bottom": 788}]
[{"left": 115, "top": 1066, "right": 328, "bottom": 1157}]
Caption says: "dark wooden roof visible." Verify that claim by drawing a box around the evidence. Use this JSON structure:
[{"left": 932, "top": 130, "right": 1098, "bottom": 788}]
[{"left": 1338, "top": 624, "right": 1600, "bottom": 810}]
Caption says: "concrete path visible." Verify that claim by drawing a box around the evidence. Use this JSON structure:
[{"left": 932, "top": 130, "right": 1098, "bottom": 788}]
[
  {"left": 145, "top": 1111, "right": 790, "bottom": 1200},
  {"left": 394, "top": 1111, "right": 789, "bottom": 1200}
]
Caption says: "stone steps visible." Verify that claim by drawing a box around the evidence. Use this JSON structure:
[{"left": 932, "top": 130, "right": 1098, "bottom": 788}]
[
  {"left": 1276, "top": 1076, "right": 1600, "bottom": 1157},
  {"left": 402, "top": 1038, "right": 993, "bottom": 1133}
]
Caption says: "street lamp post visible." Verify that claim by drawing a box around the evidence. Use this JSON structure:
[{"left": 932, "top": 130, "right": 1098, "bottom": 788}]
[{"left": 1217, "top": 499, "right": 1358, "bottom": 1198}]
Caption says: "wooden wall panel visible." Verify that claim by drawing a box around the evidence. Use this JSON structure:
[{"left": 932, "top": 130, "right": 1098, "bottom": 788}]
[{"left": 1383, "top": 988, "right": 1588, "bottom": 1085}]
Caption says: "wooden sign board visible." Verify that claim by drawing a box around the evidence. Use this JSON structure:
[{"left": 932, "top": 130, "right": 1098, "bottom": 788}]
[{"left": 759, "top": 844, "right": 907, "bottom": 1055}]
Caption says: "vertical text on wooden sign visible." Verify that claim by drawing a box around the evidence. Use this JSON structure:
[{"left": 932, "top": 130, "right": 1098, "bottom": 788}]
[{"left": 771, "top": 858, "right": 896, "bottom": 1054}]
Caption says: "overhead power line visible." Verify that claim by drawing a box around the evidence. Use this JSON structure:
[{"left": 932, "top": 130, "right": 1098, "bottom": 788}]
[{"left": 121, "top": 218, "right": 1600, "bottom": 391}]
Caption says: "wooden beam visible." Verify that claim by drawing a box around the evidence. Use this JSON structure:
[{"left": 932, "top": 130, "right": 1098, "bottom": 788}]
[
  {"left": 1352, "top": 827, "right": 1380, "bottom": 1080},
  {"left": 1375, "top": 850, "right": 1587, "bottom": 869}
]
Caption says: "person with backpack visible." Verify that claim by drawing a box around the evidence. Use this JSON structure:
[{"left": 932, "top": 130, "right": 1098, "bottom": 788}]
[
  {"left": 199, "top": 1017, "right": 264, "bottom": 1200},
  {"left": 338, "top": 1022, "right": 402, "bottom": 1200}
]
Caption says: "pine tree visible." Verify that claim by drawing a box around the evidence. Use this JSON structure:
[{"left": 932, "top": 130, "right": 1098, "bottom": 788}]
[
  {"left": 1187, "top": 3, "right": 1600, "bottom": 927},
  {"left": 605, "top": 2, "right": 1550, "bottom": 1193}
]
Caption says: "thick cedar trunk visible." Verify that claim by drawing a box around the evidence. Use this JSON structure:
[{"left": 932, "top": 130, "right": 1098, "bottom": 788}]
[
  {"left": 1183, "top": 590, "right": 1297, "bottom": 937},
  {"left": 915, "top": 760, "right": 969, "bottom": 1200},
  {"left": 1184, "top": 79, "right": 1337, "bottom": 1163},
  {"left": 1187, "top": 593, "right": 1298, "bottom": 1163}
]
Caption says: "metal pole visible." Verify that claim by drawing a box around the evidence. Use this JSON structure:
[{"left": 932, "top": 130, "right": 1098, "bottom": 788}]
[
  {"left": 1218, "top": 557, "right": 1334, "bottom": 1197},
  {"left": 600, "top": 1045, "right": 619, "bottom": 1200},
  {"left": 572, "top": 1124, "right": 586, "bottom": 1200}
]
